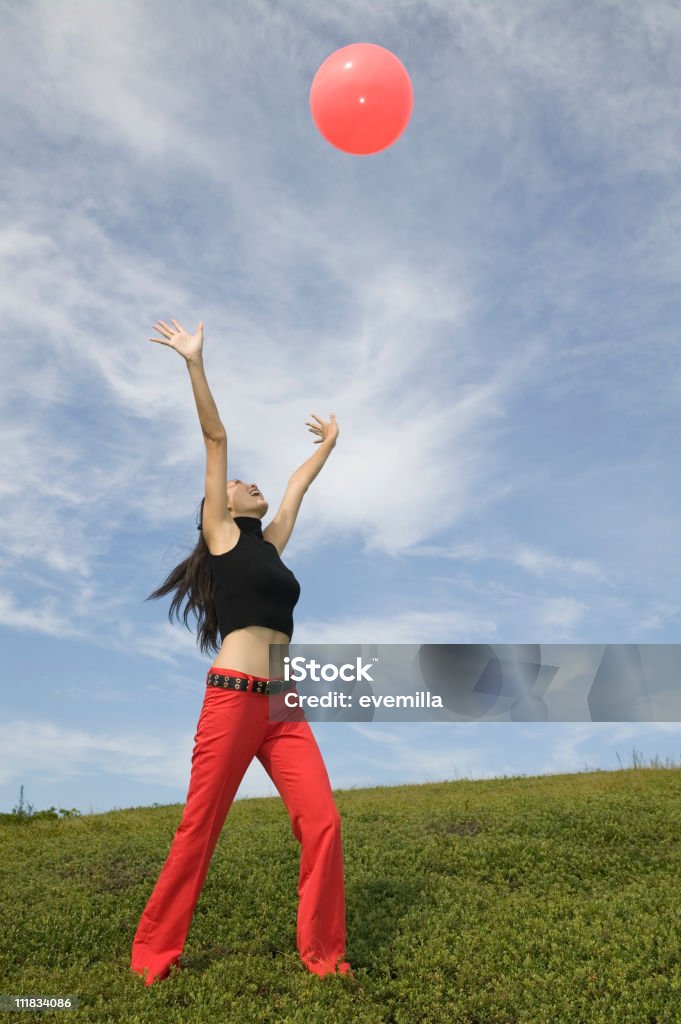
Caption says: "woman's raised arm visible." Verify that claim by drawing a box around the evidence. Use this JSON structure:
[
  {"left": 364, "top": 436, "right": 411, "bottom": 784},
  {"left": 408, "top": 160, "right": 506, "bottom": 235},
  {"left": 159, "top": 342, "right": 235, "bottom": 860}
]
[{"left": 148, "top": 319, "right": 226, "bottom": 441}]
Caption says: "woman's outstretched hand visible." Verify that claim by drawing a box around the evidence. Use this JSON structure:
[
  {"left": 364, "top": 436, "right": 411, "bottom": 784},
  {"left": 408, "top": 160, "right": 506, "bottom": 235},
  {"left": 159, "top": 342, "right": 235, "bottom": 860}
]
[
  {"left": 305, "top": 412, "right": 339, "bottom": 446},
  {"left": 148, "top": 319, "right": 204, "bottom": 363}
]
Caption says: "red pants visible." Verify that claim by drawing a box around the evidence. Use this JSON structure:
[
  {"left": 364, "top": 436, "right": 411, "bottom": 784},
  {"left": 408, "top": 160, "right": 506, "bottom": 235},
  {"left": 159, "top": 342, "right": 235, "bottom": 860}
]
[{"left": 130, "top": 668, "right": 351, "bottom": 985}]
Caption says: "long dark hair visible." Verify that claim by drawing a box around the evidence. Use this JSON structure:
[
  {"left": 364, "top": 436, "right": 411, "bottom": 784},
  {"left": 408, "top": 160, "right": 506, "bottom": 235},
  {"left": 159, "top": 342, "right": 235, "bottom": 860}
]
[{"left": 144, "top": 496, "right": 219, "bottom": 657}]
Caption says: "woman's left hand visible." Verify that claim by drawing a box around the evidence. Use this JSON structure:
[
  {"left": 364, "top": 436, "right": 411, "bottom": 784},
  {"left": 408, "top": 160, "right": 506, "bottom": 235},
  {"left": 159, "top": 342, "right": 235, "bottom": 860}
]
[{"left": 305, "top": 412, "right": 339, "bottom": 446}]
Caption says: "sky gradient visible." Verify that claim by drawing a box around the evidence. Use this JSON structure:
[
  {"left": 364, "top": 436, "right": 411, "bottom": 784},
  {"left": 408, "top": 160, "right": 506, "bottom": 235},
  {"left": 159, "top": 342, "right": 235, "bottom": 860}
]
[{"left": 1, "top": 0, "right": 680, "bottom": 815}]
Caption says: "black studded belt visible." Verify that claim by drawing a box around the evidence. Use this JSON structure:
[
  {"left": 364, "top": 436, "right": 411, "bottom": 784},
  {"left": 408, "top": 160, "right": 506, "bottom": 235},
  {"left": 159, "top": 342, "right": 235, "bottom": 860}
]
[{"left": 206, "top": 671, "right": 296, "bottom": 696}]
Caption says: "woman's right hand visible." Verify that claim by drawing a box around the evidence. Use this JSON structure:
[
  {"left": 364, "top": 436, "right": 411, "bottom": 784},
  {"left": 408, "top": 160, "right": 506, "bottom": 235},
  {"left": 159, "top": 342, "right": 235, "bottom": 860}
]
[{"left": 148, "top": 319, "right": 204, "bottom": 363}]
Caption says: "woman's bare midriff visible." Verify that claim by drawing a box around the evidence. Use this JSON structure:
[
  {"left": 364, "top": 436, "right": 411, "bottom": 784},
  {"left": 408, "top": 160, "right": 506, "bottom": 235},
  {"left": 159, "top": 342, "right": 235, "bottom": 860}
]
[{"left": 211, "top": 625, "right": 290, "bottom": 679}]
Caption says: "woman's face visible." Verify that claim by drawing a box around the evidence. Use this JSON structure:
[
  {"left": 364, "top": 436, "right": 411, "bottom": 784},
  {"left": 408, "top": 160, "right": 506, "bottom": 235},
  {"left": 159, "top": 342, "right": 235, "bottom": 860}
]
[{"left": 226, "top": 479, "right": 268, "bottom": 517}]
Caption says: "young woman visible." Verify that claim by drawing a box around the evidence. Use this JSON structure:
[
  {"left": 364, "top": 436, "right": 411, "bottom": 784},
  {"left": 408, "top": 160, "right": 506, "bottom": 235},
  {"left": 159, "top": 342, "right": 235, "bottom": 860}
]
[{"left": 130, "top": 318, "right": 352, "bottom": 985}]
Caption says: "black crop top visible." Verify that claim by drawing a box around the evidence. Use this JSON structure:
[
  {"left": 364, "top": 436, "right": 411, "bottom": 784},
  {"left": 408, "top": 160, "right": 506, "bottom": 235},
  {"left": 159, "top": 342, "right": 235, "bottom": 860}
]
[{"left": 207, "top": 515, "right": 301, "bottom": 641}]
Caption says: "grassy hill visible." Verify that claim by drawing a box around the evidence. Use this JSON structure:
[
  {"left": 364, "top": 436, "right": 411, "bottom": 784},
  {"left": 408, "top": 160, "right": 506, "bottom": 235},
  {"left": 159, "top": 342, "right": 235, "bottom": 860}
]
[{"left": 1, "top": 762, "right": 680, "bottom": 1023}]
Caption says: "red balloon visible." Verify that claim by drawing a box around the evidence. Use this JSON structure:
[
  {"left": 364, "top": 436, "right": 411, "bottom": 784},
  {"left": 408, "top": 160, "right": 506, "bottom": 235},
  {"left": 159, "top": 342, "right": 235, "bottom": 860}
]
[{"left": 310, "top": 43, "right": 413, "bottom": 155}]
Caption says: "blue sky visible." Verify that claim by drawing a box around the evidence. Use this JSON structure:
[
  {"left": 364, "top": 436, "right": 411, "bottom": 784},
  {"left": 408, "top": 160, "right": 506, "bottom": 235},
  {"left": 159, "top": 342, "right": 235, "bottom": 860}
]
[{"left": 1, "top": 0, "right": 680, "bottom": 816}]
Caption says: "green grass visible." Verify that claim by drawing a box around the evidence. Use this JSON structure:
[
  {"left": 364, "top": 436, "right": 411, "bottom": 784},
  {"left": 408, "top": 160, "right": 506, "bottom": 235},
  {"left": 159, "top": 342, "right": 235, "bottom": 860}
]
[{"left": 1, "top": 753, "right": 681, "bottom": 1023}]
